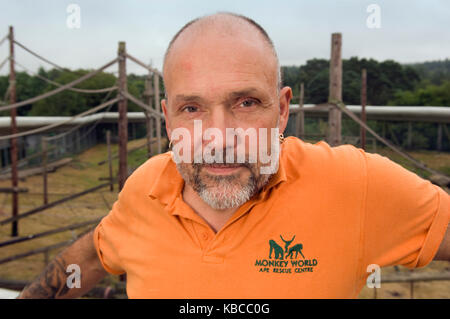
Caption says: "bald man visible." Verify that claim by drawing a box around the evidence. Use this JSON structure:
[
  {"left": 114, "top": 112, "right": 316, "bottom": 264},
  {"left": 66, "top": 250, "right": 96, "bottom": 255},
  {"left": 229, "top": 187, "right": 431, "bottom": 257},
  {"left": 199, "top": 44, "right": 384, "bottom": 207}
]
[{"left": 19, "top": 12, "right": 450, "bottom": 299}]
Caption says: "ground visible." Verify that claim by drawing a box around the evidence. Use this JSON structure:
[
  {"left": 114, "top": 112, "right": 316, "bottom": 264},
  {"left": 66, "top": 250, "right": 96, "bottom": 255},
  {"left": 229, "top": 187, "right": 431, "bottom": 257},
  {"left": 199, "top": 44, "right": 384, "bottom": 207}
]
[{"left": 0, "top": 137, "right": 448, "bottom": 298}]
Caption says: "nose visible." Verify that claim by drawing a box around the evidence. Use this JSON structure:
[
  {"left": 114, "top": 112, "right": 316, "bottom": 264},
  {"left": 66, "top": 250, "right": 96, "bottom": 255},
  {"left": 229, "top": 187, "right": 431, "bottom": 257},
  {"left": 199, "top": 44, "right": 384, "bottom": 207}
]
[{"left": 203, "top": 105, "right": 234, "bottom": 150}]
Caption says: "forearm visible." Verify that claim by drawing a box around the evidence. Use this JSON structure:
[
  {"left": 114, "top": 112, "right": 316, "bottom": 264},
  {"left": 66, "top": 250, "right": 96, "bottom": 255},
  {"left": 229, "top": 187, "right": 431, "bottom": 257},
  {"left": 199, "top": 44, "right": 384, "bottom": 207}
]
[{"left": 18, "top": 229, "right": 107, "bottom": 299}]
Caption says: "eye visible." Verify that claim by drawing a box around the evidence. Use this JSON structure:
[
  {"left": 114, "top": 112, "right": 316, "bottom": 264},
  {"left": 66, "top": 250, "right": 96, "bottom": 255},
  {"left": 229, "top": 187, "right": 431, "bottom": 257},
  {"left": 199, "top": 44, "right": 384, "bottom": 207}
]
[
  {"left": 182, "top": 105, "right": 198, "bottom": 113},
  {"left": 239, "top": 99, "right": 258, "bottom": 108}
]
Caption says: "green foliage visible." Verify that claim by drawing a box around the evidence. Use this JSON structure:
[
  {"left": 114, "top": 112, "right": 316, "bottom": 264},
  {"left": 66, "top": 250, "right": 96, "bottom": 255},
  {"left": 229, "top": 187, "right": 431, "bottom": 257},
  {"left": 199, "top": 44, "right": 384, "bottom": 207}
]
[
  {"left": 389, "top": 81, "right": 450, "bottom": 106},
  {"left": 407, "top": 59, "right": 450, "bottom": 85},
  {"left": 281, "top": 57, "right": 421, "bottom": 105}
]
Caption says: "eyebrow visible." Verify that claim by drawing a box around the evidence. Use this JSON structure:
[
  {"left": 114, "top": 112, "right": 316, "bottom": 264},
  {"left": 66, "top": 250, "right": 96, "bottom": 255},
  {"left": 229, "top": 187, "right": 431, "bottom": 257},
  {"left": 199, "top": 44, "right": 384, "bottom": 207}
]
[
  {"left": 173, "top": 94, "right": 207, "bottom": 105},
  {"left": 172, "top": 87, "right": 266, "bottom": 106}
]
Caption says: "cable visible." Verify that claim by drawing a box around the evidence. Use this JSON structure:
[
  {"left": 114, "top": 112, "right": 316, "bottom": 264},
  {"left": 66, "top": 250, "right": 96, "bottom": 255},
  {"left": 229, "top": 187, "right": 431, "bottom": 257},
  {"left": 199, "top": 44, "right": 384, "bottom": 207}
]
[
  {"left": 14, "top": 60, "right": 117, "bottom": 94},
  {"left": 124, "top": 91, "right": 164, "bottom": 118},
  {"left": 46, "top": 80, "right": 118, "bottom": 142},
  {"left": 126, "top": 53, "right": 163, "bottom": 77},
  {"left": 14, "top": 40, "right": 70, "bottom": 72},
  {"left": 0, "top": 97, "right": 119, "bottom": 140},
  {"left": 0, "top": 56, "right": 9, "bottom": 72},
  {"left": 0, "top": 34, "right": 7, "bottom": 47},
  {"left": 0, "top": 58, "right": 118, "bottom": 112}
]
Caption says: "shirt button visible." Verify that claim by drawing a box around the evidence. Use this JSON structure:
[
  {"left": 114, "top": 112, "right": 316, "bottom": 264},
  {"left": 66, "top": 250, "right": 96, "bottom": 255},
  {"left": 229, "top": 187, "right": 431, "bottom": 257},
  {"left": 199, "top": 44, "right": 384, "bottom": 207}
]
[{"left": 202, "top": 232, "right": 209, "bottom": 240}]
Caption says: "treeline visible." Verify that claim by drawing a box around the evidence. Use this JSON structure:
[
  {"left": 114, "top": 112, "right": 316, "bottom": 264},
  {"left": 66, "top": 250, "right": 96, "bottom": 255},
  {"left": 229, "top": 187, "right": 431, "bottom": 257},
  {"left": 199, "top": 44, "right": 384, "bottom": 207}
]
[{"left": 282, "top": 57, "right": 450, "bottom": 106}]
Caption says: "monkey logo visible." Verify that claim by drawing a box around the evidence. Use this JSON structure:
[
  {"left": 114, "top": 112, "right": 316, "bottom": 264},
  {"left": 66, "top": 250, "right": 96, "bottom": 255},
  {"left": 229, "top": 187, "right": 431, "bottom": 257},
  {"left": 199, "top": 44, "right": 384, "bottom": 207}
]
[{"left": 268, "top": 235, "right": 305, "bottom": 260}]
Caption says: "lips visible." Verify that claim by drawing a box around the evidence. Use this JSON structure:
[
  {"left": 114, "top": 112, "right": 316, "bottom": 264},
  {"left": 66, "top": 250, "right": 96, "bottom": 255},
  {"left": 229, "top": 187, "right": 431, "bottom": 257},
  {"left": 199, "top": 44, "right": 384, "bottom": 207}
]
[{"left": 205, "top": 164, "right": 243, "bottom": 168}]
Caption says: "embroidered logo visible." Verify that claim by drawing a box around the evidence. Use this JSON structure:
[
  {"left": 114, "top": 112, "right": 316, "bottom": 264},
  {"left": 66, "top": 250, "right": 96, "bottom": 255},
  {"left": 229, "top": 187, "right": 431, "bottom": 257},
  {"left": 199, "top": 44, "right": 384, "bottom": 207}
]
[{"left": 255, "top": 235, "right": 318, "bottom": 274}]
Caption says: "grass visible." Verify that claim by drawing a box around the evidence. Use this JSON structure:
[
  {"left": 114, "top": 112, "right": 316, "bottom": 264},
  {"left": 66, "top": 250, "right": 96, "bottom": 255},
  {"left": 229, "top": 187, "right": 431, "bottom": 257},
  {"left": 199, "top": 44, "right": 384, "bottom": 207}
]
[{"left": 0, "top": 137, "right": 448, "bottom": 298}]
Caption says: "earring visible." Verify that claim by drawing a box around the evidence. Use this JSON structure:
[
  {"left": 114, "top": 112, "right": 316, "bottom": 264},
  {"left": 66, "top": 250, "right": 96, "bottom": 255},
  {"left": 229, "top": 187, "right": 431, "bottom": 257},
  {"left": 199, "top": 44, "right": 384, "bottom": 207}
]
[
  {"left": 279, "top": 133, "right": 285, "bottom": 144},
  {"left": 168, "top": 139, "right": 173, "bottom": 150}
]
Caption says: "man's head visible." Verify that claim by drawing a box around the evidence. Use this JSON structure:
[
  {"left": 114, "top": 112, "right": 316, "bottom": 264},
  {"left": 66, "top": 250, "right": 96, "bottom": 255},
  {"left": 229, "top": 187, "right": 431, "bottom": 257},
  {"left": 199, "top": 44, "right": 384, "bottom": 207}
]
[{"left": 161, "top": 12, "right": 292, "bottom": 210}]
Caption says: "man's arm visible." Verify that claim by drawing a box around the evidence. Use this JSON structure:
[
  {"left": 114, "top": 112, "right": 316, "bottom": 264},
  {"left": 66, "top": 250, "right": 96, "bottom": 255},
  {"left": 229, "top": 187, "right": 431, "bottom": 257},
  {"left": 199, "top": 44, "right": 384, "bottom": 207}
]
[
  {"left": 434, "top": 224, "right": 450, "bottom": 261},
  {"left": 18, "top": 229, "right": 107, "bottom": 299}
]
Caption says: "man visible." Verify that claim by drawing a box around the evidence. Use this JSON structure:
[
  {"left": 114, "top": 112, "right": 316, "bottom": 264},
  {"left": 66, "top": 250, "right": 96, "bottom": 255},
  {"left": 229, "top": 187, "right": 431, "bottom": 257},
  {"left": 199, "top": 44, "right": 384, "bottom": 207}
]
[{"left": 19, "top": 12, "right": 450, "bottom": 299}]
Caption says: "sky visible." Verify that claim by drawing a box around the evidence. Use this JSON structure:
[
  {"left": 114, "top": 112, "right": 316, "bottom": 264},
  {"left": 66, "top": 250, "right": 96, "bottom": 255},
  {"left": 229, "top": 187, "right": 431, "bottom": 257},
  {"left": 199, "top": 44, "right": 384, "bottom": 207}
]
[{"left": 0, "top": 0, "right": 449, "bottom": 76}]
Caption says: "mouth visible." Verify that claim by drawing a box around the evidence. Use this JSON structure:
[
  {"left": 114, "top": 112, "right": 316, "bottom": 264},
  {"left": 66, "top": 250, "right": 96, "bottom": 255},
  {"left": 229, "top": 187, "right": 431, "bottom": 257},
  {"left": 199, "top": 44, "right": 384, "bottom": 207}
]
[{"left": 202, "top": 163, "right": 245, "bottom": 175}]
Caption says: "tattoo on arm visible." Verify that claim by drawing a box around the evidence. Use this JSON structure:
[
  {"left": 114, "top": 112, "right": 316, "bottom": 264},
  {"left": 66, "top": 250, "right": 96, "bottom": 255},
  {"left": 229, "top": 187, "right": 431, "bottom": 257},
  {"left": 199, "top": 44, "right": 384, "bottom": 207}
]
[{"left": 19, "top": 255, "right": 71, "bottom": 299}]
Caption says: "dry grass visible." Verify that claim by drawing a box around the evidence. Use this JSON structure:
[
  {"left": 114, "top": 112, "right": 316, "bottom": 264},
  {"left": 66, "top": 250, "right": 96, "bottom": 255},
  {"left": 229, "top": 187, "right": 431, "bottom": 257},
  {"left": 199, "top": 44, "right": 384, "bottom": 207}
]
[{"left": 0, "top": 138, "right": 448, "bottom": 298}]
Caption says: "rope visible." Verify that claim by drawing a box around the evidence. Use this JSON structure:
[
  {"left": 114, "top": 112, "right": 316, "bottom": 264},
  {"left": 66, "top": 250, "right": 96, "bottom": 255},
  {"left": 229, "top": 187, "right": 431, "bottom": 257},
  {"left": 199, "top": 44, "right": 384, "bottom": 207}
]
[
  {"left": 0, "top": 58, "right": 118, "bottom": 112},
  {"left": 329, "top": 100, "right": 449, "bottom": 178},
  {"left": 46, "top": 80, "right": 118, "bottom": 141},
  {"left": 126, "top": 53, "right": 163, "bottom": 77},
  {"left": 0, "top": 34, "right": 7, "bottom": 47},
  {"left": 14, "top": 60, "right": 117, "bottom": 94},
  {"left": 0, "top": 97, "right": 119, "bottom": 141},
  {"left": 124, "top": 91, "right": 164, "bottom": 119},
  {"left": 14, "top": 40, "right": 70, "bottom": 72},
  {"left": 0, "top": 56, "right": 9, "bottom": 72}
]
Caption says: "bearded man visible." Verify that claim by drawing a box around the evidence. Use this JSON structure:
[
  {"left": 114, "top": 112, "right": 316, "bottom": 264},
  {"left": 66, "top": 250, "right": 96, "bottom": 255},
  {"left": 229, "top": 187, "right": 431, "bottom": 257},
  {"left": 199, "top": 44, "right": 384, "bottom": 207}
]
[{"left": 18, "top": 12, "right": 450, "bottom": 299}]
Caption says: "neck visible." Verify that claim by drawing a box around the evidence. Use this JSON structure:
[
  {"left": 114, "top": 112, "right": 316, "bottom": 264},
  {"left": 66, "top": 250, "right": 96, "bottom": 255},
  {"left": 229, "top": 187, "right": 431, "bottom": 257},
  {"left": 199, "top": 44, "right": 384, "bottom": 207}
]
[{"left": 182, "top": 183, "right": 239, "bottom": 233}]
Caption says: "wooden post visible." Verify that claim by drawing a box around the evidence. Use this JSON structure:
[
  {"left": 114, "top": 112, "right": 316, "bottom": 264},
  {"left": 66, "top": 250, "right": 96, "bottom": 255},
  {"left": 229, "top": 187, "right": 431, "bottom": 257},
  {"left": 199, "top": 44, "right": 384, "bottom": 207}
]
[
  {"left": 328, "top": 33, "right": 342, "bottom": 146},
  {"left": 360, "top": 69, "right": 367, "bottom": 150},
  {"left": 42, "top": 137, "right": 48, "bottom": 205},
  {"left": 407, "top": 122, "right": 413, "bottom": 149},
  {"left": 437, "top": 123, "right": 443, "bottom": 151},
  {"left": 106, "top": 130, "right": 113, "bottom": 192},
  {"left": 296, "top": 83, "right": 305, "bottom": 139},
  {"left": 143, "top": 70, "right": 153, "bottom": 157},
  {"left": 9, "top": 26, "right": 19, "bottom": 237},
  {"left": 117, "top": 42, "right": 128, "bottom": 191},
  {"left": 154, "top": 72, "right": 162, "bottom": 154}
]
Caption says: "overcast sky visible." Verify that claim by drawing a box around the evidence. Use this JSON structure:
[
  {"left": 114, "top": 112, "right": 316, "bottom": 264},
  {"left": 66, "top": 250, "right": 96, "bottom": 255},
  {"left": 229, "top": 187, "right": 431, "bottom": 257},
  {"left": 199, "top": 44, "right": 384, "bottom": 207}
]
[{"left": 0, "top": 0, "right": 449, "bottom": 76}]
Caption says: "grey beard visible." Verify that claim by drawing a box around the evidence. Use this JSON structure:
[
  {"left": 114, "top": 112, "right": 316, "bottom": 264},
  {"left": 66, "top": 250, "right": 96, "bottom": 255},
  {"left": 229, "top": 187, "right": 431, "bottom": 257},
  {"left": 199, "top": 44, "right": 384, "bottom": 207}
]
[{"left": 176, "top": 163, "right": 273, "bottom": 210}]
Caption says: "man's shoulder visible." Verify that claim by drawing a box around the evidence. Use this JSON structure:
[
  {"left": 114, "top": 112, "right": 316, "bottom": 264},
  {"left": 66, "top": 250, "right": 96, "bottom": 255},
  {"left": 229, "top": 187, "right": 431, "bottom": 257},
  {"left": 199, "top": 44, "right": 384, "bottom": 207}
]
[
  {"left": 122, "top": 152, "right": 173, "bottom": 192},
  {"left": 283, "top": 137, "right": 365, "bottom": 171}
]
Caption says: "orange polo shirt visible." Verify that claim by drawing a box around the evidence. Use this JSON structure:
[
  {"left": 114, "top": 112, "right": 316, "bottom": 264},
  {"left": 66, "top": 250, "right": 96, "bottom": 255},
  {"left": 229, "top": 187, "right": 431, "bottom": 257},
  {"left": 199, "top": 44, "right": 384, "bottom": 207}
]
[{"left": 93, "top": 136, "right": 450, "bottom": 298}]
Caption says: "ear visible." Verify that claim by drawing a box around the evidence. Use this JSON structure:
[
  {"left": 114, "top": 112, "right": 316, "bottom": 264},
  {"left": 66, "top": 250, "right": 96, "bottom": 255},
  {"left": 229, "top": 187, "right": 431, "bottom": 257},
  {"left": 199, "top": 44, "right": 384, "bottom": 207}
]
[
  {"left": 278, "top": 86, "right": 293, "bottom": 134},
  {"left": 161, "top": 99, "right": 171, "bottom": 140}
]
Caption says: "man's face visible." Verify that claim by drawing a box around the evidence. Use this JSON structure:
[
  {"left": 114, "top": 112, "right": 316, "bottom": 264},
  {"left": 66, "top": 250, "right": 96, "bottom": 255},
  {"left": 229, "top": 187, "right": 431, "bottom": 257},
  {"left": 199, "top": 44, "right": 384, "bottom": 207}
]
[{"left": 162, "top": 25, "right": 292, "bottom": 210}]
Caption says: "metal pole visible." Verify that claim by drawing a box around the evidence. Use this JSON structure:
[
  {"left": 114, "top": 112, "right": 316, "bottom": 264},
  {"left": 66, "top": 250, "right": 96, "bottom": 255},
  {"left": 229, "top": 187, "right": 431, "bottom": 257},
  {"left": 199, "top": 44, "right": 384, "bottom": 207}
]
[
  {"left": 154, "top": 72, "right": 161, "bottom": 154},
  {"left": 327, "top": 33, "right": 342, "bottom": 146},
  {"left": 9, "top": 26, "right": 19, "bottom": 237},
  {"left": 106, "top": 130, "right": 113, "bottom": 192},
  {"left": 360, "top": 69, "right": 367, "bottom": 150},
  {"left": 42, "top": 137, "right": 48, "bottom": 205},
  {"left": 117, "top": 42, "right": 128, "bottom": 191}
]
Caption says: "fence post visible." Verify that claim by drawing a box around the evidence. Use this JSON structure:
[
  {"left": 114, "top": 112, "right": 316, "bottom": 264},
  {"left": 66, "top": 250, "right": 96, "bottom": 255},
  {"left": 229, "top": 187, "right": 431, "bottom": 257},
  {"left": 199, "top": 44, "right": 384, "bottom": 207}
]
[
  {"left": 437, "top": 123, "right": 443, "bottom": 151},
  {"left": 154, "top": 72, "right": 162, "bottom": 154},
  {"left": 9, "top": 26, "right": 19, "bottom": 237},
  {"left": 296, "top": 83, "right": 305, "bottom": 139},
  {"left": 143, "top": 68, "right": 153, "bottom": 157},
  {"left": 42, "top": 137, "right": 48, "bottom": 205},
  {"left": 360, "top": 69, "right": 367, "bottom": 150},
  {"left": 117, "top": 42, "right": 128, "bottom": 191},
  {"left": 106, "top": 130, "right": 113, "bottom": 192},
  {"left": 407, "top": 122, "right": 412, "bottom": 149},
  {"left": 327, "top": 33, "right": 342, "bottom": 146}
]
